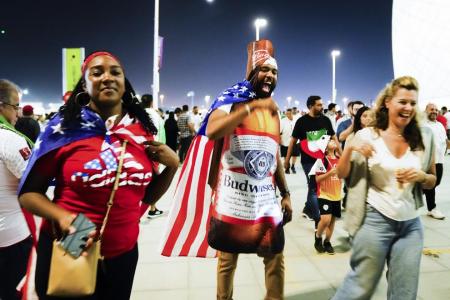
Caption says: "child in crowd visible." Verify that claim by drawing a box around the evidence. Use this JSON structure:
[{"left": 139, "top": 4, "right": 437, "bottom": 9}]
[{"left": 314, "top": 139, "right": 342, "bottom": 254}]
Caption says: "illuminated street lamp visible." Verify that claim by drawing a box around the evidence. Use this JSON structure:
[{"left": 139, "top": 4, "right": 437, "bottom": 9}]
[
  {"left": 254, "top": 18, "right": 268, "bottom": 41},
  {"left": 159, "top": 94, "right": 165, "bottom": 107},
  {"left": 187, "top": 91, "right": 195, "bottom": 107},
  {"left": 204, "top": 95, "right": 211, "bottom": 106},
  {"left": 331, "top": 49, "right": 341, "bottom": 103},
  {"left": 286, "top": 96, "right": 292, "bottom": 107}
]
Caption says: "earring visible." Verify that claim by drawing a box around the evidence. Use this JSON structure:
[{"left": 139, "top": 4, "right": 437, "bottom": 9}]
[{"left": 75, "top": 92, "right": 91, "bottom": 107}]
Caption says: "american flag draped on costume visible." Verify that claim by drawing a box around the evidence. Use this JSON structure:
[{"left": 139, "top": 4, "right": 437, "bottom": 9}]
[{"left": 160, "top": 81, "right": 256, "bottom": 257}]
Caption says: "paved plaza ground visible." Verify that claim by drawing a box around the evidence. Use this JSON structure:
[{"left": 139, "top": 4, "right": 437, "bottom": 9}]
[{"left": 131, "top": 156, "right": 450, "bottom": 300}]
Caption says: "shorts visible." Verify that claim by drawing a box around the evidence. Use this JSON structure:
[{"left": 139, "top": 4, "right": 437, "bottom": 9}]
[
  {"left": 318, "top": 198, "right": 341, "bottom": 218},
  {"left": 280, "top": 145, "right": 300, "bottom": 157}
]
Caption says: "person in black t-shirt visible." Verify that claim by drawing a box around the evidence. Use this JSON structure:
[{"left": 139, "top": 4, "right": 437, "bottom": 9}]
[
  {"left": 284, "top": 96, "right": 340, "bottom": 223},
  {"left": 15, "top": 105, "right": 40, "bottom": 143}
]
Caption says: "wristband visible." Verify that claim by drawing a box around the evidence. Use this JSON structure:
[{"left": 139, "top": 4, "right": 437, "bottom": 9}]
[
  {"left": 245, "top": 104, "right": 251, "bottom": 116},
  {"left": 280, "top": 190, "right": 290, "bottom": 198}
]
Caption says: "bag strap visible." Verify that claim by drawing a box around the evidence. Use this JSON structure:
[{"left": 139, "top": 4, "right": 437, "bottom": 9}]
[{"left": 98, "top": 140, "right": 128, "bottom": 240}]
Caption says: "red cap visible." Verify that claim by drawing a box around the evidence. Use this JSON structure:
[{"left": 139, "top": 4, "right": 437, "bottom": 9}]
[{"left": 22, "top": 105, "right": 34, "bottom": 116}]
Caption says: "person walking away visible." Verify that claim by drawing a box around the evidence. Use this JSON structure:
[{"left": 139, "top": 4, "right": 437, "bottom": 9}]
[
  {"left": 15, "top": 105, "right": 41, "bottom": 143},
  {"left": 280, "top": 108, "right": 299, "bottom": 174},
  {"left": 164, "top": 111, "right": 179, "bottom": 153},
  {"left": 177, "top": 105, "right": 195, "bottom": 163}
]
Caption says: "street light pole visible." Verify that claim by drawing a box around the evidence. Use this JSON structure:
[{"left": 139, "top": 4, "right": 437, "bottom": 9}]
[
  {"left": 254, "top": 18, "right": 267, "bottom": 41},
  {"left": 153, "top": 0, "right": 159, "bottom": 110},
  {"left": 331, "top": 50, "right": 341, "bottom": 103},
  {"left": 204, "top": 95, "right": 211, "bottom": 106},
  {"left": 287, "top": 96, "right": 292, "bottom": 107},
  {"left": 187, "top": 91, "right": 195, "bottom": 108}
]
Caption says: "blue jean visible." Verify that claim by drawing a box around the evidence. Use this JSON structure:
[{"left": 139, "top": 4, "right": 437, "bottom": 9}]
[
  {"left": 301, "top": 162, "right": 320, "bottom": 221},
  {"left": 332, "top": 205, "right": 423, "bottom": 300}
]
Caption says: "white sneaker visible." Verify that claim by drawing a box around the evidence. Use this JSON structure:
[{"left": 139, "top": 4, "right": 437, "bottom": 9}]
[{"left": 427, "top": 208, "right": 445, "bottom": 220}]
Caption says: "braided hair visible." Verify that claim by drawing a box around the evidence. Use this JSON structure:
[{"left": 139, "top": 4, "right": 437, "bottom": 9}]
[{"left": 60, "top": 76, "right": 157, "bottom": 135}]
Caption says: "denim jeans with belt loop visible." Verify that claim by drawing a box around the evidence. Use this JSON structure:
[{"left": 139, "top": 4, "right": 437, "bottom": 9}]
[{"left": 332, "top": 205, "right": 423, "bottom": 300}]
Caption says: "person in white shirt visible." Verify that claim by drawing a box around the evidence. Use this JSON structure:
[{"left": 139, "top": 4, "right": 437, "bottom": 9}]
[
  {"left": 0, "top": 79, "right": 32, "bottom": 300},
  {"left": 423, "top": 103, "right": 450, "bottom": 219},
  {"left": 191, "top": 106, "right": 203, "bottom": 133},
  {"left": 291, "top": 106, "right": 301, "bottom": 123},
  {"left": 280, "top": 109, "right": 299, "bottom": 173},
  {"left": 333, "top": 76, "right": 436, "bottom": 300},
  {"left": 325, "top": 103, "right": 337, "bottom": 131},
  {"left": 442, "top": 106, "right": 450, "bottom": 139}
]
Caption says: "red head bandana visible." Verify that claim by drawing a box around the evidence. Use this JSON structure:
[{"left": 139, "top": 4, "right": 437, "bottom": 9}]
[{"left": 81, "top": 51, "right": 122, "bottom": 76}]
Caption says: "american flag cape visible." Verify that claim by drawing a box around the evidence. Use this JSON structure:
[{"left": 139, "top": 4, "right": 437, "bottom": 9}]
[
  {"left": 160, "top": 80, "right": 257, "bottom": 257},
  {"left": 18, "top": 107, "right": 152, "bottom": 300}
]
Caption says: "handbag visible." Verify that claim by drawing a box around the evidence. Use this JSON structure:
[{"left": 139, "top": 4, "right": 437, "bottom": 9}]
[{"left": 47, "top": 140, "right": 128, "bottom": 297}]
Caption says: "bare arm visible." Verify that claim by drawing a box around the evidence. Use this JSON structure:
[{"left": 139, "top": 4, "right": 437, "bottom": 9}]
[
  {"left": 19, "top": 168, "right": 76, "bottom": 233},
  {"left": 284, "top": 137, "right": 298, "bottom": 170},
  {"left": 206, "top": 98, "right": 278, "bottom": 140},
  {"left": 143, "top": 141, "right": 179, "bottom": 204},
  {"left": 332, "top": 135, "right": 342, "bottom": 155},
  {"left": 274, "top": 155, "right": 292, "bottom": 224},
  {"left": 338, "top": 123, "right": 354, "bottom": 142},
  {"left": 336, "top": 141, "right": 375, "bottom": 179},
  {"left": 188, "top": 122, "right": 196, "bottom": 135},
  {"left": 316, "top": 168, "right": 336, "bottom": 183}
]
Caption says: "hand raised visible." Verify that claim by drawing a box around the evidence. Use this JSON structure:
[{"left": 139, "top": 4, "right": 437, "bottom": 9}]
[
  {"left": 352, "top": 142, "right": 376, "bottom": 158},
  {"left": 144, "top": 140, "right": 179, "bottom": 168}
]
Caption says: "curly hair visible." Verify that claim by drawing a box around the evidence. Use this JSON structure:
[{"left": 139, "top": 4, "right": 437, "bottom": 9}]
[{"left": 373, "top": 76, "right": 423, "bottom": 151}]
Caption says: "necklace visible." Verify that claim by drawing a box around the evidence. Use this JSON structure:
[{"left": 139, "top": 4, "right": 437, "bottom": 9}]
[{"left": 384, "top": 129, "right": 403, "bottom": 137}]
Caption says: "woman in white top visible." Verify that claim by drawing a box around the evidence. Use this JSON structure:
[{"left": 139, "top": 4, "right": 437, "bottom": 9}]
[{"left": 332, "top": 76, "right": 436, "bottom": 300}]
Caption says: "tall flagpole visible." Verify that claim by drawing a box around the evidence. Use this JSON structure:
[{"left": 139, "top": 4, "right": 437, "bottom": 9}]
[{"left": 153, "top": 0, "right": 159, "bottom": 110}]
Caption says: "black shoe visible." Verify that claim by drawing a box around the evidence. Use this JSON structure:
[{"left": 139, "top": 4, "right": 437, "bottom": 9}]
[
  {"left": 147, "top": 208, "right": 164, "bottom": 219},
  {"left": 302, "top": 207, "right": 314, "bottom": 221},
  {"left": 323, "top": 240, "right": 335, "bottom": 255},
  {"left": 285, "top": 168, "right": 290, "bottom": 174},
  {"left": 291, "top": 166, "right": 296, "bottom": 174},
  {"left": 314, "top": 234, "right": 325, "bottom": 253}
]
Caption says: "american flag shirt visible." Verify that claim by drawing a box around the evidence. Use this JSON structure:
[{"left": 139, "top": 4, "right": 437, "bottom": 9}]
[{"left": 19, "top": 107, "right": 156, "bottom": 258}]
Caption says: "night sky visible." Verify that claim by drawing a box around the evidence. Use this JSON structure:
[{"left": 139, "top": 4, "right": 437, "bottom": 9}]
[{"left": 1, "top": 0, "right": 393, "bottom": 111}]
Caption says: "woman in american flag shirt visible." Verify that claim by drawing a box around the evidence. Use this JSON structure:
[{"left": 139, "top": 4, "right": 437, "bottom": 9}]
[{"left": 18, "top": 51, "right": 179, "bottom": 300}]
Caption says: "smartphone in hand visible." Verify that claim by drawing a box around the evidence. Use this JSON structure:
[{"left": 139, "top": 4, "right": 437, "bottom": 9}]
[{"left": 59, "top": 213, "right": 96, "bottom": 258}]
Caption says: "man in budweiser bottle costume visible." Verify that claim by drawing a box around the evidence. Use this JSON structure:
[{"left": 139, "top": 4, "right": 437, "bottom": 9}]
[{"left": 205, "top": 40, "right": 293, "bottom": 300}]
